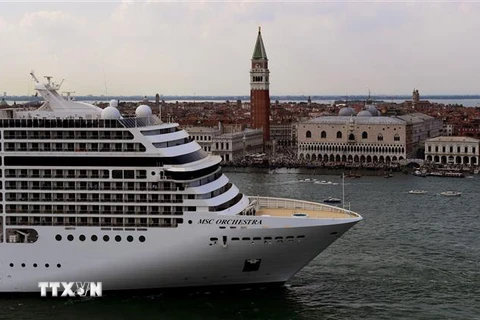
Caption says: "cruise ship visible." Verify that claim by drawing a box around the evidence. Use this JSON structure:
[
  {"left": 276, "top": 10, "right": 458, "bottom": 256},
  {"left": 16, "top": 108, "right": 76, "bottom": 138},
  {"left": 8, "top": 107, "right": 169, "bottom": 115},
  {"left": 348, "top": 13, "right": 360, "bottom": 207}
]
[{"left": 0, "top": 73, "right": 362, "bottom": 292}]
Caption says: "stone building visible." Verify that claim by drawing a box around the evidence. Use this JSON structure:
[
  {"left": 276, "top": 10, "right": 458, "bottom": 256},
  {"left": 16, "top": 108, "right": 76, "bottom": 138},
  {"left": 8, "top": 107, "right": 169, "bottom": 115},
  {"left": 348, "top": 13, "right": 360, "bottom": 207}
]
[
  {"left": 185, "top": 126, "right": 263, "bottom": 162},
  {"left": 396, "top": 113, "right": 443, "bottom": 158},
  {"left": 298, "top": 116, "right": 407, "bottom": 163},
  {"left": 212, "top": 129, "right": 264, "bottom": 162},
  {"left": 425, "top": 136, "right": 479, "bottom": 166},
  {"left": 185, "top": 126, "right": 220, "bottom": 153},
  {"left": 270, "top": 123, "right": 297, "bottom": 147}
]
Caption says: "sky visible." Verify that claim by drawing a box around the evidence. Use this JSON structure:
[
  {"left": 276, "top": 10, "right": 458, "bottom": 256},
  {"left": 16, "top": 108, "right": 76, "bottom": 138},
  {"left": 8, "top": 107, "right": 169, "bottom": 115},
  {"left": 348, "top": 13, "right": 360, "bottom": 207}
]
[{"left": 0, "top": 1, "right": 480, "bottom": 96}]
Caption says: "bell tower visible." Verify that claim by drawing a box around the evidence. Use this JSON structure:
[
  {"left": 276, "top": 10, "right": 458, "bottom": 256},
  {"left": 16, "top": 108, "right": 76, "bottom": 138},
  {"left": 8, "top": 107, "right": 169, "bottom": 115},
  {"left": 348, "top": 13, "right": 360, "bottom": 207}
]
[{"left": 250, "top": 26, "right": 270, "bottom": 141}]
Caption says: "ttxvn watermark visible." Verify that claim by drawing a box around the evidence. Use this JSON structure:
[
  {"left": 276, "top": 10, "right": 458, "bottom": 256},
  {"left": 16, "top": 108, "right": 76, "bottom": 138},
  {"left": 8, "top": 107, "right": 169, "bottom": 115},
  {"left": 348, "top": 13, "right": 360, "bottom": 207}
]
[{"left": 38, "top": 282, "right": 102, "bottom": 297}]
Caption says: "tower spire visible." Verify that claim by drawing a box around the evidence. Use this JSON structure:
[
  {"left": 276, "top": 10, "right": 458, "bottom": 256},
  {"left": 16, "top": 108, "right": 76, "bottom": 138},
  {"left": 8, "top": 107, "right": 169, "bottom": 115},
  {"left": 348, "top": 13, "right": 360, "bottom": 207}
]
[
  {"left": 250, "top": 27, "right": 270, "bottom": 142},
  {"left": 252, "top": 26, "right": 268, "bottom": 60}
]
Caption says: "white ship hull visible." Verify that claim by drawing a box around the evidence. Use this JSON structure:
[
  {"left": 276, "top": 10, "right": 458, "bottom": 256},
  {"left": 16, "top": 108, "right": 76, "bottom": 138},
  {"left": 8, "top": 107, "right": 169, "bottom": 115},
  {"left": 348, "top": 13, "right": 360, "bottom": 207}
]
[
  {"left": 0, "top": 74, "right": 362, "bottom": 293},
  {"left": 0, "top": 211, "right": 359, "bottom": 292}
]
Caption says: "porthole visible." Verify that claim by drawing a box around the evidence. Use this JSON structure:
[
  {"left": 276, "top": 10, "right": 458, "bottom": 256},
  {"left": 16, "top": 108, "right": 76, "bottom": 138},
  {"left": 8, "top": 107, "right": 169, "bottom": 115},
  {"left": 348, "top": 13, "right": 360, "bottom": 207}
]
[
  {"left": 139, "top": 235, "right": 146, "bottom": 242},
  {"left": 188, "top": 220, "right": 192, "bottom": 224},
  {"left": 10, "top": 263, "right": 14, "bottom": 267},
  {"left": 21, "top": 263, "right": 25, "bottom": 268},
  {"left": 57, "top": 264, "right": 61, "bottom": 268},
  {"left": 127, "top": 235, "right": 133, "bottom": 242},
  {"left": 151, "top": 171, "right": 155, "bottom": 176},
  {"left": 67, "top": 235, "right": 74, "bottom": 241},
  {"left": 45, "top": 264, "right": 49, "bottom": 268},
  {"left": 55, "top": 234, "right": 62, "bottom": 241},
  {"left": 91, "top": 235, "right": 98, "bottom": 242},
  {"left": 103, "top": 235, "right": 110, "bottom": 242},
  {"left": 115, "top": 235, "right": 121, "bottom": 242},
  {"left": 79, "top": 235, "right": 86, "bottom": 242},
  {"left": 33, "top": 263, "right": 38, "bottom": 268}
]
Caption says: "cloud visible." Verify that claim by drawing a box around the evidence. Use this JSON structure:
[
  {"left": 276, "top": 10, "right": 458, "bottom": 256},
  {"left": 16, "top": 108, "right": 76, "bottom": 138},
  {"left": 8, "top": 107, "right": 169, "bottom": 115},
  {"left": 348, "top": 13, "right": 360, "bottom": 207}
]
[{"left": 1, "top": 2, "right": 480, "bottom": 96}]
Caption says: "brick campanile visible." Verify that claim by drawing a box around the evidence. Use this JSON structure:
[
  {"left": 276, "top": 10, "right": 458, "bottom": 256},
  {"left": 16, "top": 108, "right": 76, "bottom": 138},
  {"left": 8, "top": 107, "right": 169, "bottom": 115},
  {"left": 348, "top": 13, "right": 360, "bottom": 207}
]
[{"left": 250, "top": 27, "right": 270, "bottom": 142}]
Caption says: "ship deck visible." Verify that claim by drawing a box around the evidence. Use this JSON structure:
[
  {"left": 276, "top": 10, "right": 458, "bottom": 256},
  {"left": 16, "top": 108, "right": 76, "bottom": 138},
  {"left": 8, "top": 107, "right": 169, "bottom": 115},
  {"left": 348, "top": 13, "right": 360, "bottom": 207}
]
[
  {"left": 248, "top": 196, "right": 361, "bottom": 220},
  {"left": 256, "top": 207, "right": 350, "bottom": 219}
]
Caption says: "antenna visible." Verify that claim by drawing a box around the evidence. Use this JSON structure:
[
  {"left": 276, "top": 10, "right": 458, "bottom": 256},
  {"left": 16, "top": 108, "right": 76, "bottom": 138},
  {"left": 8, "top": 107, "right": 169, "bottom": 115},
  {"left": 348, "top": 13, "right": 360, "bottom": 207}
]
[
  {"left": 30, "top": 70, "right": 39, "bottom": 83},
  {"left": 102, "top": 66, "right": 108, "bottom": 96},
  {"left": 62, "top": 91, "right": 75, "bottom": 101}
]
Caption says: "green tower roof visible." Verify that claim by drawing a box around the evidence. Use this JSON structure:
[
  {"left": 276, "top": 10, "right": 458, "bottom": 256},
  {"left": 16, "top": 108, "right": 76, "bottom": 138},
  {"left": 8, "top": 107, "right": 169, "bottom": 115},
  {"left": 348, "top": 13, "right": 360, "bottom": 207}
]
[{"left": 252, "top": 27, "right": 268, "bottom": 60}]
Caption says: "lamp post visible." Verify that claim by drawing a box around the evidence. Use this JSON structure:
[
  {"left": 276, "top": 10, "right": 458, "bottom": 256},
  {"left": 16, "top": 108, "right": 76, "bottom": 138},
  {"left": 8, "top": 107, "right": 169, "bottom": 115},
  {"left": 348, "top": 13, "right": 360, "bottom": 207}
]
[{"left": 242, "top": 134, "right": 246, "bottom": 159}]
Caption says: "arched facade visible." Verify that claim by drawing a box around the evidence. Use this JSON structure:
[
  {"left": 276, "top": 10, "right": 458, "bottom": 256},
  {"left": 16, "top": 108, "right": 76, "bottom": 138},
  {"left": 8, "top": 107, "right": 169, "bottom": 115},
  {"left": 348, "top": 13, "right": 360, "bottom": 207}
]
[{"left": 425, "top": 136, "right": 479, "bottom": 166}]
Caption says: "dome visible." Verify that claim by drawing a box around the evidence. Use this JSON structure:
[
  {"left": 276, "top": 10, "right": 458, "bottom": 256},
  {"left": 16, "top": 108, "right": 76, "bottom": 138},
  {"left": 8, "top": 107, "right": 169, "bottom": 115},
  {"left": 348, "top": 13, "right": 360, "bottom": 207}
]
[
  {"left": 109, "top": 99, "right": 118, "bottom": 108},
  {"left": 366, "top": 105, "right": 380, "bottom": 116},
  {"left": 357, "top": 110, "right": 373, "bottom": 117},
  {"left": 136, "top": 104, "right": 152, "bottom": 118},
  {"left": 101, "top": 106, "right": 121, "bottom": 119},
  {"left": 338, "top": 107, "right": 355, "bottom": 116}
]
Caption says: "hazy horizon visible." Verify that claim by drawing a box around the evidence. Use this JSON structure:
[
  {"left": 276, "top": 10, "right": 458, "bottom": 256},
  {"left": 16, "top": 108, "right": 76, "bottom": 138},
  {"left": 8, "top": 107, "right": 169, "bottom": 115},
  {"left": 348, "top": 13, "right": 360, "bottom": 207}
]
[{"left": 1, "top": 1, "right": 480, "bottom": 96}]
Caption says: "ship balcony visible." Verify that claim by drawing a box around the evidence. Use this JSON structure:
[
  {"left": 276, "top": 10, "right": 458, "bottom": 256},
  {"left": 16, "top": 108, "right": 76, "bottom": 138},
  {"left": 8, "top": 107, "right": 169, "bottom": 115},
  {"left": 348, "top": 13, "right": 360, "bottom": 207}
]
[{"left": 246, "top": 196, "right": 362, "bottom": 220}]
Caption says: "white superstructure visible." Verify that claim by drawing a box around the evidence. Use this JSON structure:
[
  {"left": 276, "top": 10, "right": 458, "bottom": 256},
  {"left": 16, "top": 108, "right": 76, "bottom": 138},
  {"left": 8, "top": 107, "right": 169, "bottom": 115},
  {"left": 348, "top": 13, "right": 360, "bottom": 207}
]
[{"left": 0, "top": 74, "right": 362, "bottom": 292}]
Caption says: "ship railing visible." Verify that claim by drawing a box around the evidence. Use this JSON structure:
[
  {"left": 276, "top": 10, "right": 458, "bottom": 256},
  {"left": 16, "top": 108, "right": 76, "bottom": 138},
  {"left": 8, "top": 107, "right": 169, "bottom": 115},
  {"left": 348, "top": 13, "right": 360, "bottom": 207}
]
[
  {"left": 247, "top": 196, "right": 360, "bottom": 218},
  {"left": 118, "top": 115, "right": 162, "bottom": 128}
]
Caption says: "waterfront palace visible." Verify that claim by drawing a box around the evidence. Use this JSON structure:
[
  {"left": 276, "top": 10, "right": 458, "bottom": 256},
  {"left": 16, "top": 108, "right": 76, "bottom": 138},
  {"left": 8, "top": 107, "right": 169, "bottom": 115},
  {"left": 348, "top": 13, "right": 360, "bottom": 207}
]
[{"left": 297, "top": 108, "right": 443, "bottom": 164}]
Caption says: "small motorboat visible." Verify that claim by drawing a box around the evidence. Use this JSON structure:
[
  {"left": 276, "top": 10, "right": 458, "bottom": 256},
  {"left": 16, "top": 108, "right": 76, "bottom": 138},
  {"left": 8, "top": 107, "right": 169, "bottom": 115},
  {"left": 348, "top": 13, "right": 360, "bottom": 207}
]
[
  {"left": 409, "top": 190, "right": 427, "bottom": 195},
  {"left": 440, "top": 191, "right": 461, "bottom": 197},
  {"left": 323, "top": 197, "right": 341, "bottom": 204},
  {"left": 315, "top": 180, "right": 338, "bottom": 185},
  {"left": 413, "top": 170, "right": 427, "bottom": 177}
]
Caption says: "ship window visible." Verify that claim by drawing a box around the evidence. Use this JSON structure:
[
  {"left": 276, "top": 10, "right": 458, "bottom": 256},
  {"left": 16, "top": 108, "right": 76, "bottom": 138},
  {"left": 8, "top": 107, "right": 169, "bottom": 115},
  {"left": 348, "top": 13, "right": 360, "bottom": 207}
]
[
  {"left": 57, "top": 264, "right": 61, "bottom": 268},
  {"left": 10, "top": 263, "right": 14, "bottom": 267},
  {"left": 55, "top": 234, "right": 62, "bottom": 241},
  {"left": 79, "top": 235, "right": 86, "bottom": 242},
  {"left": 112, "top": 170, "right": 123, "bottom": 179},
  {"left": 21, "top": 263, "right": 26, "bottom": 268},
  {"left": 103, "top": 235, "right": 110, "bottom": 242},
  {"left": 139, "top": 236, "right": 146, "bottom": 242},
  {"left": 91, "top": 235, "right": 98, "bottom": 241},
  {"left": 33, "top": 263, "right": 37, "bottom": 268},
  {"left": 124, "top": 170, "right": 134, "bottom": 179},
  {"left": 127, "top": 236, "right": 133, "bottom": 242},
  {"left": 67, "top": 235, "right": 74, "bottom": 241},
  {"left": 231, "top": 237, "right": 240, "bottom": 241},
  {"left": 242, "top": 237, "right": 251, "bottom": 241},
  {"left": 115, "top": 235, "right": 121, "bottom": 242},
  {"left": 45, "top": 264, "right": 49, "bottom": 268}
]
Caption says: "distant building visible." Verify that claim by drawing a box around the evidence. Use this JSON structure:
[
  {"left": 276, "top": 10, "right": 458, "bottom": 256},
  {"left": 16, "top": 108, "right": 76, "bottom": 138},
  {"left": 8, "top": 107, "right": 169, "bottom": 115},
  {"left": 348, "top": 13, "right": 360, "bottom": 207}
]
[
  {"left": 185, "top": 125, "right": 263, "bottom": 162},
  {"left": 412, "top": 88, "right": 420, "bottom": 107},
  {"left": 396, "top": 113, "right": 443, "bottom": 158},
  {"left": 444, "top": 123, "right": 455, "bottom": 136},
  {"left": 297, "top": 110, "right": 441, "bottom": 163},
  {"left": 298, "top": 116, "right": 407, "bottom": 163},
  {"left": 250, "top": 27, "right": 270, "bottom": 142},
  {"left": 270, "top": 123, "right": 297, "bottom": 147},
  {"left": 185, "top": 126, "right": 220, "bottom": 153},
  {"left": 425, "top": 136, "right": 479, "bottom": 166},
  {"left": 212, "top": 129, "right": 263, "bottom": 162}
]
